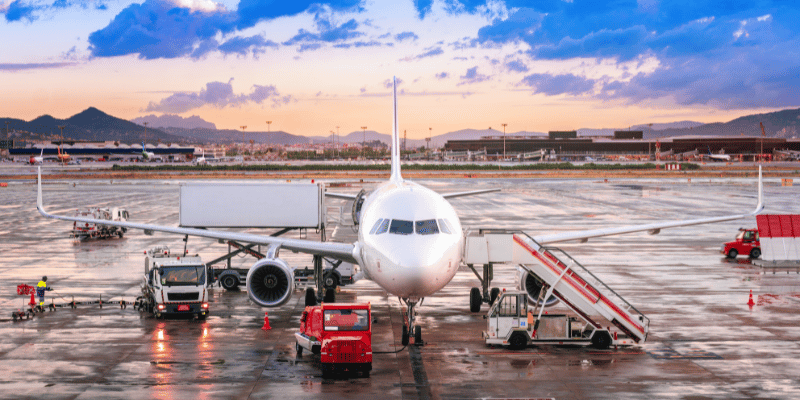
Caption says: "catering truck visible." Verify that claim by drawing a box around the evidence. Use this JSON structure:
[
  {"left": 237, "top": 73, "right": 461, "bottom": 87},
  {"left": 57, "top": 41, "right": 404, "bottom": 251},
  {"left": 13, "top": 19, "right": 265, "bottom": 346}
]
[
  {"left": 71, "top": 207, "right": 129, "bottom": 240},
  {"left": 294, "top": 302, "right": 372, "bottom": 377},
  {"left": 138, "top": 246, "right": 210, "bottom": 319}
]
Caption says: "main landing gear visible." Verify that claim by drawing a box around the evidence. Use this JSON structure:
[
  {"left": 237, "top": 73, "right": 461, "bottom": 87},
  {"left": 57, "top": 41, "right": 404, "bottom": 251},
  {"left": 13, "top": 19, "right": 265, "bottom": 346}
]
[{"left": 400, "top": 297, "right": 424, "bottom": 346}]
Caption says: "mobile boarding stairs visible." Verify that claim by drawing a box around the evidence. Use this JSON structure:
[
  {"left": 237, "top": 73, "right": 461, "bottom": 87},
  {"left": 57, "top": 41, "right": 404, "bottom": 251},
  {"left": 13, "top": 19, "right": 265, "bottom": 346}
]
[{"left": 464, "top": 230, "right": 649, "bottom": 346}]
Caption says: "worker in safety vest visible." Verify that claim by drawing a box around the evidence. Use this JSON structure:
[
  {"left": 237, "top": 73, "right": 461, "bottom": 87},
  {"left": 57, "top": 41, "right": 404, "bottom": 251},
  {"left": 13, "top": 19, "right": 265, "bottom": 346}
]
[{"left": 36, "top": 276, "right": 52, "bottom": 306}]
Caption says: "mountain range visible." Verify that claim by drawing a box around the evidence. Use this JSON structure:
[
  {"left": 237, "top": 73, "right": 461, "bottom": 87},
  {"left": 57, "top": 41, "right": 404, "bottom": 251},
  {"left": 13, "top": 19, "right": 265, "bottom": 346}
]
[{"left": 2, "top": 107, "right": 798, "bottom": 147}]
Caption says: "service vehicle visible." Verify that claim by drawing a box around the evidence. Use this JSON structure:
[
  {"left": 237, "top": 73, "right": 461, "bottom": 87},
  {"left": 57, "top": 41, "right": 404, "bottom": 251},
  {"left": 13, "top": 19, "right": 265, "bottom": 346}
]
[
  {"left": 482, "top": 291, "right": 632, "bottom": 349},
  {"left": 294, "top": 302, "right": 372, "bottom": 377},
  {"left": 722, "top": 228, "right": 761, "bottom": 258},
  {"left": 71, "top": 207, "right": 129, "bottom": 240},
  {"left": 138, "top": 246, "right": 210, "bottom": 319}
]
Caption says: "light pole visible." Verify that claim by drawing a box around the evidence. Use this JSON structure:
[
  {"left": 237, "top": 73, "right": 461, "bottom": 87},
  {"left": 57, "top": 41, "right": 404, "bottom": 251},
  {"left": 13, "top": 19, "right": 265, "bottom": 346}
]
[
  {"left": 336, "top": 126, "right": 340, "bottom": 158},
  {"left": 266, "top": 121, "right": 271, "bottom": 133},
  {"left": 57, "top": 125, "right": 65, "bottom": 143},
  {"left": 361, "top": 126, "right": 367, "bottom": 159},
  {"left": 240, "top": 126, "right": 247, "bottom": 155},
  {"left": 143, "top": 122, "right": 148, "bottom": 145},
  {"left": 427, "top": 127, "right": 432, "bottom": 151},
  {"left": 501, "top": 123, "right": 508, "bottom": 161}
]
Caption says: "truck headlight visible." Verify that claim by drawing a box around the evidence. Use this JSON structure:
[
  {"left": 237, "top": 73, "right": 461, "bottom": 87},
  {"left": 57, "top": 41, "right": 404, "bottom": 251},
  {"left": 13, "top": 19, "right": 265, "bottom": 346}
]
[{"left": 157, "top": 304, "right": 165, "bottom": 311}]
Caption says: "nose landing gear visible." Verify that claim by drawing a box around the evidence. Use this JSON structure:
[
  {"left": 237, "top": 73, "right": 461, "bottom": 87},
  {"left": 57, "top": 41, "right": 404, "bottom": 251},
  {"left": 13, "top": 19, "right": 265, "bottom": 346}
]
[{"left": 400, "top": 297, "right": 424, "bottom": 346}]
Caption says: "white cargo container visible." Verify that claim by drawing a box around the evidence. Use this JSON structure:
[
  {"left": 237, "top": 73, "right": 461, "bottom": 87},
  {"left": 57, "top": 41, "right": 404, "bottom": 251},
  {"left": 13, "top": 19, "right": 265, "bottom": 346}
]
[{"left": 179, "top": 183, "right": 325, "bottom": 229}]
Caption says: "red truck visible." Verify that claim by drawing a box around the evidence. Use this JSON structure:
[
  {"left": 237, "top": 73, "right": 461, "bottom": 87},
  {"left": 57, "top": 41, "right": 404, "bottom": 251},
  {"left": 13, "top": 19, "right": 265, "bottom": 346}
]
[
  {"left": 294, "top": 303, "right": 372, "bottom": 378},
  {"left": 722, "top": 228, "right": 761, "bottom": 258}
]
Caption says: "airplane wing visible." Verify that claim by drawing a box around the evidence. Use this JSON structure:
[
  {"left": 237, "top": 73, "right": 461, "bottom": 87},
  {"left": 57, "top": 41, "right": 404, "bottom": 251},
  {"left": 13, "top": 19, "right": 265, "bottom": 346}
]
[
  {"left": 326, "top": 188, "right": 501, "bottom": 201},
  {"left": 532, "top": 167, "right": 764, "bottom": 245},
  {"left": 441, "top": 188, "right": 501, "bottom": 199},
  {"left": 35, "top": 168, "right": 357, "bottom": 263}
]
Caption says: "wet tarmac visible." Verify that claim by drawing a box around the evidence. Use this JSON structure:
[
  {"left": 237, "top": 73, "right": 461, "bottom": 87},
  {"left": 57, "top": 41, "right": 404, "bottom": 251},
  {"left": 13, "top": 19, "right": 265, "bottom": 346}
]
[{"left": 1, "top": 174, "right": 799, "bottom": 399}]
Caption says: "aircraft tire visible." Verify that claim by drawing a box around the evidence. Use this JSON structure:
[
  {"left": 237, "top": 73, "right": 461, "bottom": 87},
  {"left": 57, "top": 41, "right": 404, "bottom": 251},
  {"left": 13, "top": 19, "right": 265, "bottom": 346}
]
[
  {"left": 402, "top": 324, "right": 409, "bottom": 346},
  {"left": 305, "top": 288, "right": 316, "bottom": 307},
  {"left": 469, "top": 287, "right": 482, "bottom": 312},
  {"left": 414, "top": 325, "right": 422, "bottom": 344},
  {"left": 324, "top": 288, "right": 336, "bottom": 303},
  {"left": 490, "top": 287, "right": 500, "bottom": 305}
]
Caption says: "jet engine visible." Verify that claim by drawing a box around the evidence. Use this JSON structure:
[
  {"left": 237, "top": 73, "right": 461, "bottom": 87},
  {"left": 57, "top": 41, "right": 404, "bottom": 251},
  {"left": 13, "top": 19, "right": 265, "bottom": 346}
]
[
  {"left": 516, "top": 268, "right": 560, "bottom": 307},
  {"left": 246, "top": 258, "right": 294, "bottom": 307}
]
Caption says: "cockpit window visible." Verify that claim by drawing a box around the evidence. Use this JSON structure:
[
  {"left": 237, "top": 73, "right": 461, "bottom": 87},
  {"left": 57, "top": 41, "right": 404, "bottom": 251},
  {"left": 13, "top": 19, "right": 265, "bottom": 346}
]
[
  {"left": 369, "top": 219, "right": 384, "bottom": 235},
  {"left": 437, "top": 219, "right": 452, "bottom": 234},
  {"left": 415, "top": 220, "right": 439, "bottom": 235},
  {"left": 389, "top": 220, "right": 413, "bottom": 235},
  {"left": 375, "top": 219, "right": 390, "bottom": 234}
]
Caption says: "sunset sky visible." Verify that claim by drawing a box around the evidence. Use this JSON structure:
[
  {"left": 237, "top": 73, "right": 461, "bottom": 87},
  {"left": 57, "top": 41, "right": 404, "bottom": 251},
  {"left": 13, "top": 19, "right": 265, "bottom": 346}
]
[{"left": 2, "top": 0, "right": 799, "bottom": 138}]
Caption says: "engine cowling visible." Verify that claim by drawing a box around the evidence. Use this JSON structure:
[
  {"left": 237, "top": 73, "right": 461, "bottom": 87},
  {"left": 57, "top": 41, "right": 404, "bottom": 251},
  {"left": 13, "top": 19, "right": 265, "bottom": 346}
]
[
  {"left": 517, "top": 268, "right": 560, "bottom": 307},
  {"left": 246, "top": 258, "right": 294, "bottom": 307}
]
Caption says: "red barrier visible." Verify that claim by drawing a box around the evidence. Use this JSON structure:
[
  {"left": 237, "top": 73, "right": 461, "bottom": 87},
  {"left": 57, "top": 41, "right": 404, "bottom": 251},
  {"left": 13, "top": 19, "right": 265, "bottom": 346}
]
[{"left": 16, "top": 284, "right": 35, "bottom": 295}]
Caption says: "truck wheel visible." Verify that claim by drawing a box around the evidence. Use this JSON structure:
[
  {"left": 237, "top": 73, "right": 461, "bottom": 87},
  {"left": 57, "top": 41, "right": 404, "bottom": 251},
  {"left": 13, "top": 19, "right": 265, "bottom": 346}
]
[
  {"left": 220, "top": 274, "right": 239, "bottom": 290},
  {"left": 508, "top": 332, "right": 527, "bottom": 350},
  {"left": 324, "top": 288, "right": 336, "bottom": 303},
  {"left": 591, "top": 331, "right": 612, "bottom": 349},
  {"left": 750, "top": 248, "right": 761, "bottom": 259},
  {"left": 490, "top": 287, "right": 500, "bottom": 305},
  {"left": 296, "top": 342, "right": 303, "bottom": 356},
  {"left": 305, "top": 288, "right": 316, "bottom": 307},
  {"left": 727, "top": 249, "right": 738, "bottom": 258},
  {"left": 469, "top": 287, "right": 482, "bottom": 312},
  {"left": 117, "top": 231, "right": 123, "bottom": 239},
  {"left": 323, "top": 273, "right": 339, "bottom": 290},
  {"left": 321, "top": 364, "right": 333, "bottom": 378},
  {"left": 402, "top": 325, "right": 409, "bottom": 346}
]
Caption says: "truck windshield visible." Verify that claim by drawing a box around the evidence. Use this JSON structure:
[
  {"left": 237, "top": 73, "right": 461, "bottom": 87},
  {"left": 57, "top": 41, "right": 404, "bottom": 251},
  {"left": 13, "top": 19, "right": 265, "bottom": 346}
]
[
  {"left": 323, "top": 309, "right": 369, "bottom": 331},
  {"left": 160, "top": 265, "right": 206, "bottom": 286}
]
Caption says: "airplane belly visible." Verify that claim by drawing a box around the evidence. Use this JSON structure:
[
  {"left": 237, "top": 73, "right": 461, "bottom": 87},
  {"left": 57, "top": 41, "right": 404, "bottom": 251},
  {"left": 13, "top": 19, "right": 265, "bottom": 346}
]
[{"left": 362, "top": 242, "right": 460, "bottom": 298}]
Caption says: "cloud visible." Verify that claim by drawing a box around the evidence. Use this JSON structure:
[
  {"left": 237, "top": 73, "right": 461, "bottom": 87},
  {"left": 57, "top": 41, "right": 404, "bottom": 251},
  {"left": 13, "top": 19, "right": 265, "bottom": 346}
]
[
  {"left": 131, "top": 113, "right": 217, "bottom": 129},
  {"left": 382, "top": 78, "right": 403, "bottom": 88},
  {"left": 144, "top": 79, "right": 292, "bottom": 113},
  {"left": 458, "top": 66, "right": 490, "bottom": 85},
  {"left": 217, "top": 35, "right": 279, "bottom": 56},
  {"left": 435, "top": 72, "right": 449, "bottom": 80},
  {"left": 3, "top": 0, "right": 37, "bottom": 22},
  {"left": 404, "top": 46, "right": 443, "bottom": 61},
  {"left": 86, "top": 0, "right": 363, "bottom": 59},
  {"left": 0, "top": 62, "right": 76, "bottom": 71},
  {"left": 520, "top": 73, "right": 596, "bottom": 96},
  {"left": 504, "top": 59, "right": 528, "bottom": 73},
  {"left": 283, "top": 16, "right": 363, "bottom": 51},
  {"left": 394, "top": 31, "right": 418, "bottom": 42},
  {"left": 88, "top": 0, "right": 237, "bottom": 59}
]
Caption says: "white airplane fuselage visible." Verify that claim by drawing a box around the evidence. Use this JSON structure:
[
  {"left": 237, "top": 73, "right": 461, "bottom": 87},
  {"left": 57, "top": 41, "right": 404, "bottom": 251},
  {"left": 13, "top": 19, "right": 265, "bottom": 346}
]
[{"left": 356, "top": 179, "right": 464, "bottom": 300}]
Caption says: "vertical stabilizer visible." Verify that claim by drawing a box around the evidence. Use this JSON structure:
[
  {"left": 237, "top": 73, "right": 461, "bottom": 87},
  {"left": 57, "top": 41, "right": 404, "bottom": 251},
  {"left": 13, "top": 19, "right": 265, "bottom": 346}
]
[{"left": 390, "top": 76, "right": 402, "bottom": 182}]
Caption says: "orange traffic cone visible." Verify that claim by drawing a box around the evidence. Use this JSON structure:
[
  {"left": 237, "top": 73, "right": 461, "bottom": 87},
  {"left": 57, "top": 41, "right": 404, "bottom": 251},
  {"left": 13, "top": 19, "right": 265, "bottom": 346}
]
[
  {"left": 261, "top": 312, "right": 271, "bottom": 330},
  {"left": 747, "top": 290, "right": 755, "bottom": 307},
  {"left": 28, "top": 292, "right": 36, "bottom": 306}
]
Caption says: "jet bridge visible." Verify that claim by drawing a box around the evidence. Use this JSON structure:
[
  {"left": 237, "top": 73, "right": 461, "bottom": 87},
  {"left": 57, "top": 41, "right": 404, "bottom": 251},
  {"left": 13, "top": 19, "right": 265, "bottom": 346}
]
[{"left": 464, "top": 230, "right": 649, "bottom": 343}]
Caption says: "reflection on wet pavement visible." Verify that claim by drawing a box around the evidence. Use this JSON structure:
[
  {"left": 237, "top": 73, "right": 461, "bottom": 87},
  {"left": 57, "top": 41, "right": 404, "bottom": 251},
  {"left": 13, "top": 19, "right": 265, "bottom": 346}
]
[{"left": 0, "top": 175, "right": 798, "bottom": 399}]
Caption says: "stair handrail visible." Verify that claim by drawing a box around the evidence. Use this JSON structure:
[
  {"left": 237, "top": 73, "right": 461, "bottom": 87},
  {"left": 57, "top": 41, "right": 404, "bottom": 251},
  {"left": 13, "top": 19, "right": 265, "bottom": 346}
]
[{"left": 514, "top": 231, "right": 651, "bottom": 332}]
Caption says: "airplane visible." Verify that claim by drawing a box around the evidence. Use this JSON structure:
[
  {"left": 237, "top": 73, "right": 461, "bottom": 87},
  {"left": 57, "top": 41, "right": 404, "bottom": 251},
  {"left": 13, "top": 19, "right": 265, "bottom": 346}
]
[
  {"left": 141, "top": 142, "right": 159, "bottom": 161},
  {"left": 30, "top": 149, "right": 44, "bottom": 165},
  {"left": 57, "top": 146, "right": 70, "bottom": 163},
  {"left": 707, "top": 146, "right": 731, "bottom": 162},
  {"left": 193, "top": 149, "right": 207, "bottom": 165},
  {"left": 35, "top": 77, "right": 765, "bottom": 346}
]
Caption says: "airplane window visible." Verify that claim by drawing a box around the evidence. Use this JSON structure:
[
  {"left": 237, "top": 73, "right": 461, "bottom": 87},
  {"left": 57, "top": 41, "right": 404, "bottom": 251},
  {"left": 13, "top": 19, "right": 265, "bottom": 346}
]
[
  {"left": 375, "top": 219, "right": 390, "bottom": 234},
  {"left": 415, "top": 220, "right": 439, "bottom": 235},
  {"left": 437, "top": 219, "right": 451, "bottom": 234},
  {"left": 389, "top": 220, "right": 413, "bottom": 235},
  {"left": 369, "top": 219, "right": 384, "bottom": 235}
]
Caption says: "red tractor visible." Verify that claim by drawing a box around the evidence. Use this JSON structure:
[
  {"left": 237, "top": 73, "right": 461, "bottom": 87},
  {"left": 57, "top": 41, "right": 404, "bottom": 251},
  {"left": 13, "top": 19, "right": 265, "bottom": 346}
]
[
  {"left": 294, "top": 302, "right": 372, "bottom": 378},
  {"left": 722, "top": 228, "right": 761, "bottom": 259}
]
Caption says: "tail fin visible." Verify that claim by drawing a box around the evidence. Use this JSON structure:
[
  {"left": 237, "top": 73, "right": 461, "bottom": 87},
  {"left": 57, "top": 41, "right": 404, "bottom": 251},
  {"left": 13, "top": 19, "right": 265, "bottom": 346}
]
[
  {"left": 390, "top": 76, "right": 402, "bottom": 182},
  {"left": 142, "top": 142, "right": 146, "bottom": 151}
]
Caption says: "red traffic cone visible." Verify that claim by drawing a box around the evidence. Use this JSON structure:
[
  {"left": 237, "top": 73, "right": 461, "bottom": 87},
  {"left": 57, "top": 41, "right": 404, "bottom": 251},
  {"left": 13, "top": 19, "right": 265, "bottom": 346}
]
[
  {"left": 28, "top": 292, "right": 36, "bottom": 306},
  {"left": 747, "top": 290, "right": 755, "bottom": 307},
  {"left": 261, "top": 312, "right": 271, "bottom": 330}
]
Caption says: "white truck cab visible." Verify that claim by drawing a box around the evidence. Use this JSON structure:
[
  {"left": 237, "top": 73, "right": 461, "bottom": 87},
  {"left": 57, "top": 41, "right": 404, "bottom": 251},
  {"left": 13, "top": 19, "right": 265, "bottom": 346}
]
[
  {"left": 140, "top": 246, "right": 210, "bottom": 319},
  {"left": 483, "top": 290, "right": 631, "bottom": 349}
]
